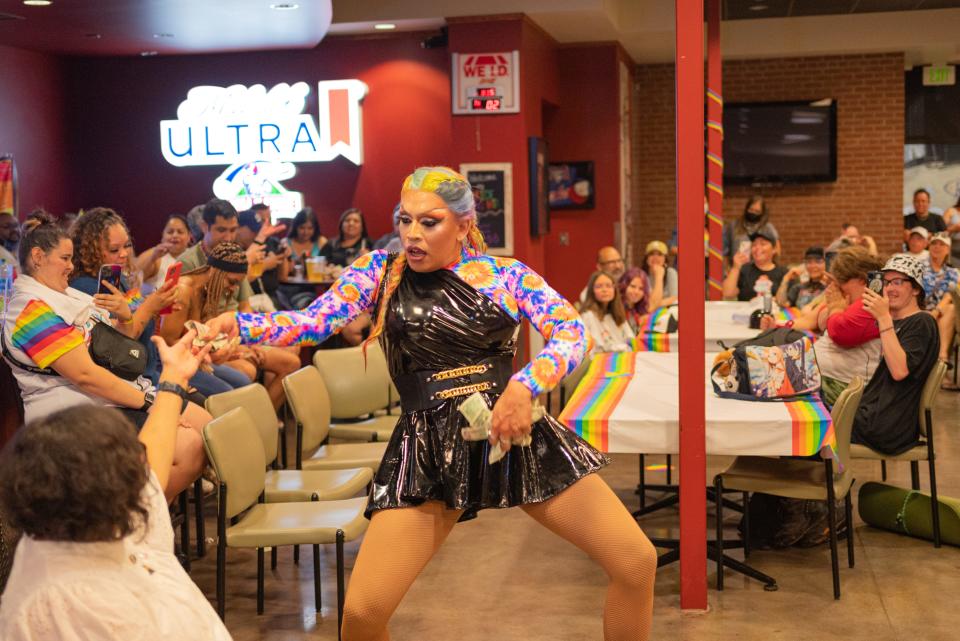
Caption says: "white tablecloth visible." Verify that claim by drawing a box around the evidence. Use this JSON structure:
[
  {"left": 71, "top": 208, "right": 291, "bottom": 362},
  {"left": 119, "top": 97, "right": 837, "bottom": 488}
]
[{"left": 559, "top": 352, "right": 835, "bottom": 458}]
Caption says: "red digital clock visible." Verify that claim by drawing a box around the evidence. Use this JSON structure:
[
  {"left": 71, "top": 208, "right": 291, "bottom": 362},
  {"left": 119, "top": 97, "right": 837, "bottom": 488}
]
[
  {"left": 471, "top": 97, "right": 502, "bottom": 111},
  {"left": 477, "top": 87, "right": 497, "bottom": 97}
]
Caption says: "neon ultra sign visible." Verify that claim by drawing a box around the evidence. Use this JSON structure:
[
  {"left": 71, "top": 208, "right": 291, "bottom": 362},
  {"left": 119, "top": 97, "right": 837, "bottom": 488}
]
[{"left": 160, "top": 80, "right": 368, "bottom": 167}]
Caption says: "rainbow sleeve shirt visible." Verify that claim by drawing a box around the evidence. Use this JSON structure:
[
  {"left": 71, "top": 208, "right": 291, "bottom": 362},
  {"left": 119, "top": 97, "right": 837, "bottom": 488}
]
[
  {"left": 237, "top": 249, "right": 586, "bottom": 396},
  {"left": 12, "top": 299, "right": 84, "bottom": 368}
]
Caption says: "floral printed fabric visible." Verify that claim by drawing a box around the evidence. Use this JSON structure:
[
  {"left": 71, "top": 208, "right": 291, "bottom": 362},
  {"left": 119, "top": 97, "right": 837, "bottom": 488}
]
[{"left": 237, "top": 248, "right": 586, "bottom": 396}]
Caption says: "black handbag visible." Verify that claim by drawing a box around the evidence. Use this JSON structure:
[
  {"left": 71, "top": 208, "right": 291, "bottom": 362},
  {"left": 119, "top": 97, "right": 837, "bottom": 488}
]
[{"left": 89, "top": 320, "right": 147, "bottom": 381}]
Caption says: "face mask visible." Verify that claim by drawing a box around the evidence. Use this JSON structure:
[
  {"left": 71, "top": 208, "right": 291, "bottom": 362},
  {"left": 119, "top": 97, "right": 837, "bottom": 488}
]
[{"left": 744, "top": 211, "right": 762, "bottom": 223}]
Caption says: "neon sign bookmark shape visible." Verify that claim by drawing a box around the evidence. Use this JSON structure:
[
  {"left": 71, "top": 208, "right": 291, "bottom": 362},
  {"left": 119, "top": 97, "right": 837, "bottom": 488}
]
[{"left": 160, "top": 80, "right": 368, "bottom": 167}]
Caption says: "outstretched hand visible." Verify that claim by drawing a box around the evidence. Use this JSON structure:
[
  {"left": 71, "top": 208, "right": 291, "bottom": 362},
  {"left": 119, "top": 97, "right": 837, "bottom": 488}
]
[
  {"left": 489, "top": 380, "right": 533, "bottom": 453},
  {"left": 152, "top": 329, "right": 212, "bottom": 385}
]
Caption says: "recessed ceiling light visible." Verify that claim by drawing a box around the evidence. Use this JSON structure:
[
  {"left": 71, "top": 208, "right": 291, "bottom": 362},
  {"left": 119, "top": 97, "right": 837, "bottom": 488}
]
[
  {"left": 153, "top": 33, "right": 174, "bottom": 39},
  {"left": 140, "top": 51, "right": 158, "bottom": 57},
  {"left": 84, "top": 33, "right": 102, "bottom": 39},
  {"left": 374, "top": 23, "right": 396, "bottom": 30},
  {"left": 748, "top": 3, "right": 768, "bottom": 10},
  {"left": 22, "top": 0, "right": 53, "bottom": 6},
  {"left": 269, "top": 3, "right": 299, "bottom": 10}
]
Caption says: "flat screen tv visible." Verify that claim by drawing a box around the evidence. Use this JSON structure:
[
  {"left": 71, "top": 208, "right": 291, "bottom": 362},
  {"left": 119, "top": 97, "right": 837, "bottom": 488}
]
[{"left": 723, "top": 100, "right": 837, "bottom": 184}]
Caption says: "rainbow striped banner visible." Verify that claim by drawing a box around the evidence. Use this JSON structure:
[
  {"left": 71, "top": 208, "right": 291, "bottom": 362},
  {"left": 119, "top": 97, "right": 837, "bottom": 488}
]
[
  {"left": 559, "top": 352, "right": 635, "bottom": 451},
  {"left": 787, "top": 395, "right": 836, "bottom": 459},
  {"left": 632, "top": 333, "right": 671, "bottom": 352}
]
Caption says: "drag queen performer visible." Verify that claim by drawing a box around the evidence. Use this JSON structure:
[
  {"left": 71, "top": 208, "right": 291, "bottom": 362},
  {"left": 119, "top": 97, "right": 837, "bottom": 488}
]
[{"left": 208, "top": 167, "right": 656, "bottom": 640}]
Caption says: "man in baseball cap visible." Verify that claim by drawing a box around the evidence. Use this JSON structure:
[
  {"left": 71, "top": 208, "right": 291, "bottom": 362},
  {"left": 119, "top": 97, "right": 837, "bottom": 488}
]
[
  {"left": 906, "top": 226, "right": 930, "bottom": 261},
  {"left": 854, "top": 253, "right": 939, "bottom": 455}
]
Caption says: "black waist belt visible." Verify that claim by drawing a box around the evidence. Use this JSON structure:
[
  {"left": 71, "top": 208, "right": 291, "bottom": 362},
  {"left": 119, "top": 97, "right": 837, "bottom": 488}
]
[{"left": 393, "top": 356, "right": 515, "bottom": 412}]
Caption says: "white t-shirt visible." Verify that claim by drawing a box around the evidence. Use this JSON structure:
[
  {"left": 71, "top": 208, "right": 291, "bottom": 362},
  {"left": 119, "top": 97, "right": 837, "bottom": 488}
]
[
  {"left": 0, "top": 472, "right": 233, "bottom": 641},
  {"left": 580, "top": 309, "right": 634, "bottom": 355}
]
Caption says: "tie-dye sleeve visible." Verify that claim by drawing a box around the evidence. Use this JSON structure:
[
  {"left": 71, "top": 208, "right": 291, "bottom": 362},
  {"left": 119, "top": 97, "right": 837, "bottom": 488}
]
[
  {"left": 237, "top": 250, "right": 388, "bottom": 346},
  {"left": 497, "top": 258, "right": 587, "bottom": 396}
]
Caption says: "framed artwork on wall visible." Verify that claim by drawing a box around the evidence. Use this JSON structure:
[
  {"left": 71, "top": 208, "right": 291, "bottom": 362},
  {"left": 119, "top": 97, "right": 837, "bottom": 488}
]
[
  {"left": 529, "top": 137, "right": 549, "bottom": 236},
  {"left": 459, "top": 162, "right": 513, "bottom": 256},
  {"left": 548, "top": 161, "right": 595, "bottom": 210}
]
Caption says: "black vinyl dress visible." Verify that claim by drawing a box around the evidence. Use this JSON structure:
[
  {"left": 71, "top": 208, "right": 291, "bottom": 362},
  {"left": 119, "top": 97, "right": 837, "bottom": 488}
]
[{"left": 367, "top": 267, "right": 608, "bottom": 520}]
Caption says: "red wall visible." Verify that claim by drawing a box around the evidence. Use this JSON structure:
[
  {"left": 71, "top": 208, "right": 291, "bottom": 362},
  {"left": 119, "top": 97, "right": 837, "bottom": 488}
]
[
  {"left": 62, "top": 34, "right": 452, "bottom": 245},
  {"left": 544, "top": 44, "right": 624, "bottom": 300},
  {"left": 0, "top": 44, "right": 73, "bottom": 218}
]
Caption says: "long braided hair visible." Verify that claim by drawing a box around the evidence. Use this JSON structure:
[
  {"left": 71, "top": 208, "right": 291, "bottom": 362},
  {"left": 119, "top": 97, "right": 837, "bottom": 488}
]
[
  {"left": 364, "top": 167, "right": 486, "bottom": 354},
  {"left": 184, "top": 241, "right": 248, "bottom": 321},
  {"left": 69, "top": 207, "right": 129, "bottom": 281}
]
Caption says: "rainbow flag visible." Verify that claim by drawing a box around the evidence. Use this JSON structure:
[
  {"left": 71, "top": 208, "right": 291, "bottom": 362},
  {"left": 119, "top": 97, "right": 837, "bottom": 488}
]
[
  {"left": 12, "top": 299, "right": 83, "bottom": 368},
  {"left": 559, "top": 352, "right": 636, "bottom": 451},
  {"left": 0, "top": 158, "right": 13, "bottom": 216},
  {"left": 632, "top": 332, "right": 671, "bottom": 352},
  {"left": 124, "top": 287, "right": 145, "bottom": 312},
  {"left": 786, "top": 395, "right": 836, "bottom": 459}
]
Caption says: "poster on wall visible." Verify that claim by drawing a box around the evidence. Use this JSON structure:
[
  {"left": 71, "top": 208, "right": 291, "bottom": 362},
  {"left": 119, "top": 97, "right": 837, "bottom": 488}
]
[
  {"left": 548, "top": 161, "right": 595, "bottom": 210},
  {"left": 0, "top": 156, "right": 16, "bottom": 217},
  {"left": 459, "top": 163, "right": 513, "bottom": 256},
  {"left": 904, "top": 144, "right": 960, "bottom": 215}
]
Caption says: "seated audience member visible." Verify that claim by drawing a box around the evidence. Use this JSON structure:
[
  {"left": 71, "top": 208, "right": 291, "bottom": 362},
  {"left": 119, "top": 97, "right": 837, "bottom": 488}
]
[
  {"left": 281, "top": 207, "right": 328, "bottom": 309},
  {"left": 3, "top": 219, "right": 206, "bottom": 500},
  {"left": 943, "top": 193, "right": 960, "bottom": 265},
  {"left": 776, "top": 246, "right": 828, "bottom": 309},
  {"left": 236, "top": 208, "right": 291, "bottom": 312},
  {"left": 579, "top": 270, "right": 634, "bottom": 355},
  {"left": 68, "top": 208, "right": 176, "bottom": 386},
  {"left": 643, "top": 240, "right": 678, "bottom": 308},
  {"left": 922, "top": 232, "right": 958, "bottom": 363},
  {"left": 0, "top": 333, "right": 232, "bottom": 641},
  {"left": 138, "top": 214, "right": 193, "bottom": 291},
  {"left": 903, "top": 188, "right": 945, "bottom": 242},
  {"left": 321, "top": 208, "right": 372, "bottom": 267},
  {"left": 0, "top": 212, "right": 20, "bottom": 271},
  {"left": 722, "top": 195, "right": 780, "bottom": 268},
  {"left": 853, "top": 254, "right": 939, "bottom": 455},
  {"left": 825, "top": 223, "right": 878, "bottom": 261},
  {"left": 722, "top": 228, "right": 787, "bottom": 302},
  {"left": 185, "top": 204, "right": 205, "bottom": 245},
  {"left": 374, "top": 203, "right": 403, "bottom": 253},
  {"left": 812, "top": 247, "right": 885, "bottom": 405},
  {"left": 619, "top": 268, "right": 651, "bottom": 334},
  {"left": 579, "top": 245, "right": 627, "bottom": 303},
  {"left": 906, "top": 226, "right": 930, "bottom": 261},
  {"left": 161, "top": 242, "right": 299, "bottom": 410}
]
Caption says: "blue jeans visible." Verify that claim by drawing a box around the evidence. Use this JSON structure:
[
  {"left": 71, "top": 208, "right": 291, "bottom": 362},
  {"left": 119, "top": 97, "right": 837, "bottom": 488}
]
[{"left": 211, "top": 363, "right": 252, "bottom": 389}]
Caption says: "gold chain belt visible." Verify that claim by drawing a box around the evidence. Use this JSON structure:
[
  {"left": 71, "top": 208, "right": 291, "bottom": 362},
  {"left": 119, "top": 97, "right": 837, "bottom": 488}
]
[
  {"left": 428, "top": 363, "right": 492, "bottom": 382},
  {"left": 433, "top": 381, "right": 494, "bottom": 400}
]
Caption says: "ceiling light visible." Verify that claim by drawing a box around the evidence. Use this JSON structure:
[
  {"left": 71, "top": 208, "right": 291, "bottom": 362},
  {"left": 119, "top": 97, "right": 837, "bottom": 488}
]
[
  {"left": 140, "top": 51, "right": 158, "bottom": 57},
  {"left": 269, "top": 3, "right": 299, "bottom": 10},
  {"left": 153, "top": 33, "right": 173, "bottom": 39},
  {"left": 84, "top": 33, "right": 102, "bottom": 39},
  {"left": 374, "top": 23, "right": 396, "bottom": 30},
  {"left": 22, "top": 0, "right": 53, "bottom": 6},
  {"left": 748, "top": 3, "right": 768, "bottom": 10}
]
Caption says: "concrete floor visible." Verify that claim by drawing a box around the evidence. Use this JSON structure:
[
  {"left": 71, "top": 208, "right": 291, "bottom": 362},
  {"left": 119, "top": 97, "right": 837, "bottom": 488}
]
[{"left": 188, "top": 390, "right": 960, "bottom": 641}]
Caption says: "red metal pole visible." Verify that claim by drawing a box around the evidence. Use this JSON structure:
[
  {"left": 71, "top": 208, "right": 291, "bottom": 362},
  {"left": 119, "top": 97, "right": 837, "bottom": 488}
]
[
  {"left": 676, "top": 0, "right": 707, "bottom": 610},
  {"left": 707, "top": 0, "right": 724, "bottom": 300}
]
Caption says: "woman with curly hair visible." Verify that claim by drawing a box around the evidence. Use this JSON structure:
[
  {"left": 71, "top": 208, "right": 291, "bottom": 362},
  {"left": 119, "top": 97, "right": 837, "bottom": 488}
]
[
  {"left": 159, "top": 241, "right": 299, "bottom": 410},
  {"left": 206, "top": 166, "right": 657, "bottom": 641},
  {"left": 0, "top": 331, "right": 231, "bottom": 640},
  {"left": 3, "top": 217, "right": 206, "bottom": 501}
]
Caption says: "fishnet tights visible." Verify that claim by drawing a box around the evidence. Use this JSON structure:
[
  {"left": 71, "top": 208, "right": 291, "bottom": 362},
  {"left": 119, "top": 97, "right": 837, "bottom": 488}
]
[{"left": 340, "top": 474, "right": 657, "bottom": 641}]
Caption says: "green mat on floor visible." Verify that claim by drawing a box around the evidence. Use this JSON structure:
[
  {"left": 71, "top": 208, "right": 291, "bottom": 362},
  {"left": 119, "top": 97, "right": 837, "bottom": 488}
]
[{"left": 857, "top": 482, "right": 960, "bottom": 547}]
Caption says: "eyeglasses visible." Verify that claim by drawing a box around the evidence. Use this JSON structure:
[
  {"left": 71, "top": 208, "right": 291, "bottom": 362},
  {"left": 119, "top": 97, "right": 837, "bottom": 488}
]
[{"left": 882, "top": 277, "right": 911, "bottom": 287}]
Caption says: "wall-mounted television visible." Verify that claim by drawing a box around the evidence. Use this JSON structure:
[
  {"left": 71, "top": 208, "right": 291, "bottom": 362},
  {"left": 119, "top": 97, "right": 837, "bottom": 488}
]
[{"left": 723, "top": 99, "right": 837, "bottom": 184}]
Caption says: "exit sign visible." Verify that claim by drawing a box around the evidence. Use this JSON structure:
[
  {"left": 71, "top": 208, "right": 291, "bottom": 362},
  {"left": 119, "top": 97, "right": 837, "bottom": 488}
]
[{"left": 923, "top": 65, "right": 955, "bottom": 86}]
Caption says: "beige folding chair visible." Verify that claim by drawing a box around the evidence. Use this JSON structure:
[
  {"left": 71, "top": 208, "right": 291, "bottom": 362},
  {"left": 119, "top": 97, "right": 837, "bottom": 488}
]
[
  {"left": 283, "top": 366, "right": 389, "bottom": 471},
  {"left": 207, "top": 385, "right": 373, "bottom": 566},
  {"left": 202, "top": 408, "right": 368, "bottom": 636},
  {"left": 849, "top": 359, "right": 948, "bottom": 547},
  {"left": 715, "top": 377, "right": 864, "bottom": 599},
  {"left": 313, "top": 343, "right": 398, "bottom": 442}
]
